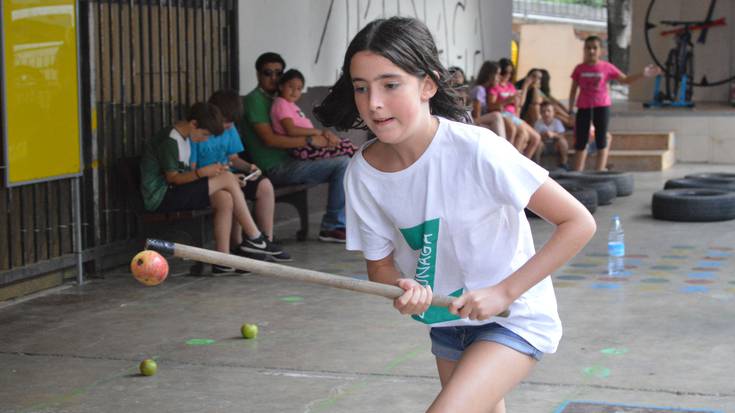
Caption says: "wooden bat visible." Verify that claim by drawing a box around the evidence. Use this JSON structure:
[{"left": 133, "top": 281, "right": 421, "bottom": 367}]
[{"left": 145, "top": 239, "right": 510, "bottom": 318}]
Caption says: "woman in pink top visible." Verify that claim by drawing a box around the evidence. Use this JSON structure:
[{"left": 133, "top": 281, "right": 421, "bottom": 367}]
[
  {"left": 270, "top": 69, "right": 356, "bottom": 160},
  {"left": 569, "top": 36, "right": 660, "bottom": 171},
  {"left": 488, "top": 59, "right": 541, "bottom": 159}
]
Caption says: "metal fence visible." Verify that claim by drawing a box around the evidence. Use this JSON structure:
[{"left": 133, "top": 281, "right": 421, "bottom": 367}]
[
  {"left": 0, "top": 0, "right": 238, "bottom": 284},
  {"left": 513, "top": 0, "right": 607, "bottom": 24}
]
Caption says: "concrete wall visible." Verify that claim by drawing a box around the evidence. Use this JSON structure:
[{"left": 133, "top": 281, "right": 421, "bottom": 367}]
[
  {"left": 517, "top": 24, "right": 583, "bottom": 101},
  {"left": 629, "top": 0, "right": 735, "bottom": 102},
  {"left": 238, "top": 0, "right": 512, "bottom": 92}
]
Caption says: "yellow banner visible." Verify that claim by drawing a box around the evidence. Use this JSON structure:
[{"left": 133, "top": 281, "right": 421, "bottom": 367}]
[{"left": 3, "top": 0, "right": 81, "bottom": 186}]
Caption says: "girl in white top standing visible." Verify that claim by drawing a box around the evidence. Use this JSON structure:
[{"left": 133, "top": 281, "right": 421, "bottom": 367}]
[{"left": 314, "top": 17, "right": 596, "bottom": 413}]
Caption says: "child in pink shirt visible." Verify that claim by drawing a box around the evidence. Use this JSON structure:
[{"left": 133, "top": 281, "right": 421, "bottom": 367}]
[
  {"left": 569, "top": 36, "right": 660, "bottom": 171},
  {"left": 488, "top": 58, "right": 541, "bottom": 159},
  {"left": 270, "top": 69, "right": 356, "bottom": 160}
]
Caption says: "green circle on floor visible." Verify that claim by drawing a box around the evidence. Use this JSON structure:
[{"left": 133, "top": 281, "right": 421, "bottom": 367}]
[
  {"left": 279, "top": 296, "right": 304, "bottom": 302},
  {"left": 186, "top": 338, "right": 216, "bottom": 346}
]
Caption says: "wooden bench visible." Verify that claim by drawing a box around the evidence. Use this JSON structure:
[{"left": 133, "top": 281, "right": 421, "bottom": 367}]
[{"left": 117, "top": 157, "right": 314, "bottom": 272}]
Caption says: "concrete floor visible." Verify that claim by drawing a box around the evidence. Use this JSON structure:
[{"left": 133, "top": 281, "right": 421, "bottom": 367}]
[{"left": 1, "top": 163, "right": 734, "bottom": 413}]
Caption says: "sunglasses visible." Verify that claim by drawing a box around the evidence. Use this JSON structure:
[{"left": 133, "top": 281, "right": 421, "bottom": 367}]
[{"left": 260, "top": 69, "right": 283, "bottom": 77}]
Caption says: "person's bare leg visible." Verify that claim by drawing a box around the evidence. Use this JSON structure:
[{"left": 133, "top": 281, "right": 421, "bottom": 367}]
[
  {"left": 207, "top": 173, "right": 259, "bottom": 238},
  {"left": 230, "top": 221, "right": 243, "bottom": 249},
  {"left": 556, "top": 136, "right": 569, "bottom": 166},
  {"left": 573, "top": 148, "right": 587, "bottom": 171},
  {"left": 477, "top": 112, "right": 506, "bottom": 139},
  {"left": 436, "top": 357, "right": 456, "bottom": 388},
  {"left": 427, "top": 342, "right": 536, "bottom": 413},
  {"left": 253, "top": 178, "right": 276, "bottom": 240},
  {"left": 595, "top": 146, "right": 609, "bottom": 171},
  {"left": 504, "top": 118, "right": 516, "bottom": 145},
  {"left": 594, "top": 132, "right": 612, "bottom": 171},
  {"left": 437, "top": 358, "right": 511, "bottom": 412},
  {"left": 514, "top": 126, "right": 528, "bottom": 152},
  {"left": 209, "top": 190, "right": 233, "bottom": 253},
  {"left": 522, "top": 124, "right": 541, "bottom": 159}
]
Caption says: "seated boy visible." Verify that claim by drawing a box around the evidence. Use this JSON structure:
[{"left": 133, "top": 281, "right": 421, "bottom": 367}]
[
  {"left": 192, "top": 89, "right": 291, "bottom": 262},
  {"left": 140, "top": 102, "right": 284, "bottom": 273},
  {"left": 534, "top": 101, "right": 569, "bottom": 170}
]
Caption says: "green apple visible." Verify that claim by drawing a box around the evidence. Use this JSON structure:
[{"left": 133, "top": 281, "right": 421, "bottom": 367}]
[
  {"left": 241, "top": 323, "right": 258, "bottom": 339},
  {"left": 139, "top": 359, "right": 158, "bottom": 376}
]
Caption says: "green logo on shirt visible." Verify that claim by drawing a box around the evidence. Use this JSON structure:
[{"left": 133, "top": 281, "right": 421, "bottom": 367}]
[{"left": 399, "top": 218, "right": 462, "bottom": 324}]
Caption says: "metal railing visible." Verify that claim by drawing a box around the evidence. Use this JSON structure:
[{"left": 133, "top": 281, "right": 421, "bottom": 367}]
[{"left": 513, "top": 0, "right": 607, "bottom": 24}]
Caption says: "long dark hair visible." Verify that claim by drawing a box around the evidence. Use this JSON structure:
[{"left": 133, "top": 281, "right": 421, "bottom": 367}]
[
  {"left": 498, "top": 58, "right": 515, "bottom": 83},
  {"left": 474, "top": 61, "right": 499, "bottom": 88},
  {"left": 313, "top": 17, "right": 466, "bottom": 131}
]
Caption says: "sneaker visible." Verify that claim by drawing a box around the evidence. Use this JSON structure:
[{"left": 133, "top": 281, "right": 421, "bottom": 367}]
[
  {"left": 231, "top": 247, "right": 268, "bottom": 261},
  {"left": 270, "top": 250, "right": 293, "bottom": 262},
  {"left": 319, "top": 228, "right": 346, "bottom": 243},
  {"left": 238, "top": 234, "right": 284, "bottom": 255},
  {"left": 212, "top": 264, "right": 248, "bottom": 275}
]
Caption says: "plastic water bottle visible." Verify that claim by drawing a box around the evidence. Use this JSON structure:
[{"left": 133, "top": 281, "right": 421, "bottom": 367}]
[{"left": 607, "top": 215, "right": 625, "bottom": 276}]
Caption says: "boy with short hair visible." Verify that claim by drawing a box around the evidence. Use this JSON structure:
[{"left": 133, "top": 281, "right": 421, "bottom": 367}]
[
  {"left": 534, "top": 101, "right": 569, "bottom": 170},
  {"left": 192, "top": 89, "right": 290, "bottom": 262},
  {"left": 140, "top": 102, "right": 284, "bottom": 273}
]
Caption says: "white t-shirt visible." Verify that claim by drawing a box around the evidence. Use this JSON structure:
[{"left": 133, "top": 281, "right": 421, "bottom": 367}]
[
  {"left": 169, "top": 128, "right": 191, "bottom": 166},
  {"left": 344, "top": 117, "right": 562, "bottom": 353},
  {"left": 534, "top": 118, "right": 565, "bottom": 137}
]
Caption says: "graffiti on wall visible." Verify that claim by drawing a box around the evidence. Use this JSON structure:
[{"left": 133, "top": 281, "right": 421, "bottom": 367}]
[{"left": 314, "top": 0, "right": 488, "bottom": 81}]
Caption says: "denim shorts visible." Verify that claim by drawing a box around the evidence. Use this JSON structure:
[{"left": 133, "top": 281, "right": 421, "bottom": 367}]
[
  {"left": 501, "top": 111, "right": 524, "bottom": 126},
  {"left": 430, "top": 323, "right": 544, "bottom": 361}
]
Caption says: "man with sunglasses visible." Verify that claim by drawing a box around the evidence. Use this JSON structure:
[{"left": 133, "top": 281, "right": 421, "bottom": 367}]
[{"left": 239, "top": 52, "right": 348, "bottom": 243}]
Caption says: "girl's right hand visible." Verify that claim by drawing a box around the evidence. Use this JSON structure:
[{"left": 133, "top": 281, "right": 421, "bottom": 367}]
[{"left": 393, "top": 279, "right": 432, "bottom": 315}]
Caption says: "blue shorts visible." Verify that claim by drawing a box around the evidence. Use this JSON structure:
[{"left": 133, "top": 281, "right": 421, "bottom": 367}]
[{"left": 430, "top": 323, "right": 543, "bottom": 362}]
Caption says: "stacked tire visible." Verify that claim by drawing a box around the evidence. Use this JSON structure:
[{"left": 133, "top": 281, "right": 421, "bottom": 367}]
[
  {"left": 653, "top": 172, "right": 735, "bottom": 222},
  {"left": 527, "top": 170, "right": 635, "bottom": 217}
]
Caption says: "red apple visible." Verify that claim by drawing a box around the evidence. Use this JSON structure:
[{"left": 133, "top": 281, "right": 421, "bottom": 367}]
[{"left": 131, "top": 250, "right": 169, "bottom": 286}]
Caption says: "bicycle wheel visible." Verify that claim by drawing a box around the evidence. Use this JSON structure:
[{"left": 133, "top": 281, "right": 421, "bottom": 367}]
[
  {"left": 664, "top": 49, "right": 678, "bottom": 101},
  {"left": 684, "top": 51, "right": 694, "bottom": 101}
]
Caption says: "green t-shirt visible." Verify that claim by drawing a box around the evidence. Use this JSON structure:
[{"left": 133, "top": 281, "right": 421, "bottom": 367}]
[
  {"left": 140, "top": 127, "right": 191, "bottom": 211},
  {"left": 238, "top": 87, "right": 288, "bottom": 172}
]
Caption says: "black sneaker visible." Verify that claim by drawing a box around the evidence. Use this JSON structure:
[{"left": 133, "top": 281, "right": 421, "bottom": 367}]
[
  {"left": 212, "top": 264, "right": 248, "bottom": 275},
  {"left": 270, "top": 250, "right": 293, "bottom": 262},
  {"left": 237, "top": 234, "right": 283, "bottom": 255}
]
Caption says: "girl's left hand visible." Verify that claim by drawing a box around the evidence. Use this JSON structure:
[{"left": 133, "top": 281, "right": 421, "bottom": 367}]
[
  {"left": 323, "top": 130, "right": 341, "bottom": 147},
  {"left": 448, "top": 286, "right": 512, "bottom": 321}
]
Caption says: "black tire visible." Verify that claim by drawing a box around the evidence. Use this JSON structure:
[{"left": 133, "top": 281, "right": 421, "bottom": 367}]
[
  {"left": 684, "top": 173, "right": 735, "bottom": 182},
  {"left": 548, "top": 169, "right": 567, "bottom": 180},
  {"left": 652, "top": 189, "right": 735, "bottom": 222},
  {"left": 562, "top": 171, "right": 634, "bottom": 197},
  {"left": 556, "top": 178, "right": 616, "bottom": 206},
  {"left": 664, "top": 178, "right": 735, "bottom": 192},
  {"left": 563, "top": 184, "right": 598, "bottom": 214}
]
